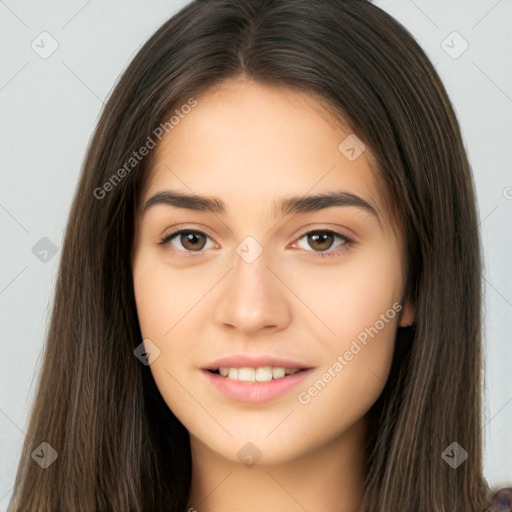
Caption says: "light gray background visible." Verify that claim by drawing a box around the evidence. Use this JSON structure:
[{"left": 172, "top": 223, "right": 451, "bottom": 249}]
[{"left": 1, "top": 0, "right": 511, "bottom": 508}]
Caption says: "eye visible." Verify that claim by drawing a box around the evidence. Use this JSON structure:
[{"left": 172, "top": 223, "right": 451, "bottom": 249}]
[
  {"left": 159, "top": 228, "right": 353, "bottom": 259},
  {"left": 159, "top": 229, "right": 215, "bottom": 256},
  {"left": 294, "top": 230, "right": 352, "bottom": 259}
]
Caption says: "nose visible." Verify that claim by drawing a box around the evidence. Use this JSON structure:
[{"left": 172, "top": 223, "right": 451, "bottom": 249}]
[{"left": 212, "top": 245, "right": 292, "bottom": 336}]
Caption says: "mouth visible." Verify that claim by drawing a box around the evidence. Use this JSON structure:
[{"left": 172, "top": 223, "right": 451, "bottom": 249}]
[{"left": 202, "top": 364, "right": 314, "bottom": 403}]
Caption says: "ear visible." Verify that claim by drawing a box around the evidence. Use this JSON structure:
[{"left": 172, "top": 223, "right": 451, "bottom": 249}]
[{"left": 398, "top": 296, "right": 414, "bottom": 327}]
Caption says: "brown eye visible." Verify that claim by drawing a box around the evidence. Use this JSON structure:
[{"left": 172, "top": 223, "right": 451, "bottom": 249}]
[
  {"left": 179, "top": 231, "right": 207, "bottom": 251},
  {"left": 161, "top": 229, "right": 214, "bottom": 254},
  {"left": 307, "top": 231, "right": 336, "bottom": 252},
  {"left": 294, "top": 229, "right": 351, "bottom": 258}
]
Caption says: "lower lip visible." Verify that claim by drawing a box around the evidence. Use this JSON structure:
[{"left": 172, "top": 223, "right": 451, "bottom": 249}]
[{"left": 202, "top": 369, "right": 313, "bottom": 403}]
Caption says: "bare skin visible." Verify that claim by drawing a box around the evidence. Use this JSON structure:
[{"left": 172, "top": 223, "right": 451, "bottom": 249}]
[{"left": 131, "top": 76, "right": 413, "bottom": 512}]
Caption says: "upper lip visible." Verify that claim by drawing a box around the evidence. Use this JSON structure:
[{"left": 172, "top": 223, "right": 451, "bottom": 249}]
[{"left": 203, "top": 354, "right": 313, "bottom": 370}]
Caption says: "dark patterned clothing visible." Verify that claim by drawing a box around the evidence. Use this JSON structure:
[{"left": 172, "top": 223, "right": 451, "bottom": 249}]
[{"left": 488, "top": 487, "right": 512, "bottom": 511}]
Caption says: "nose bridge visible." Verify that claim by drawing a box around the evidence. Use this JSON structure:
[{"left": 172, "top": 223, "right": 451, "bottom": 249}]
[{"left": 213, "top": 235, "right": 291, "bottom": 334}]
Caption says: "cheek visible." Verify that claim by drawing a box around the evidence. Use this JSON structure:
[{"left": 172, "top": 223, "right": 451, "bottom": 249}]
[
  {"left": 288, "top": 239, "right": 403, "bottom": 347},
  {"left": 132, "top": 251, "right": 210, "bottom": 382},
  {"left": 132, "top": 254, "right": 204, "bottom": 421},
  {"left": 287, "top": 242, "right": 401, "bottom": 411},
  {"left": 132, "top": 250, "right": 203, "bottom": 342},
  {"left": 295, "top": 309, "right": 399, "bottom": 436},
  {"left": 132, "top": 256, "right": 169, "bottom": 338}
]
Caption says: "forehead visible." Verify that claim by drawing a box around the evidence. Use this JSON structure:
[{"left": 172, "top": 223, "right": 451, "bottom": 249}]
[{"left": 139, "top": 78, "right": 386, "bottom": 225}]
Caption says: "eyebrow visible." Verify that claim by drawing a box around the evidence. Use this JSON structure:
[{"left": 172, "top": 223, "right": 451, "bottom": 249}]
[{"left": 140, "top": 189, "right": 380, "bottom": 221}]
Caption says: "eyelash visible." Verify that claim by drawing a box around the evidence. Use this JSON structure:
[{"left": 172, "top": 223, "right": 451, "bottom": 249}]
[{"left": 158, "top": 228, "right": 354, "bottom": 259}]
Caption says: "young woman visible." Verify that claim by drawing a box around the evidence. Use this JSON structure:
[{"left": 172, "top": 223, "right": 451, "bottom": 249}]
[{"left": 8, "top": 0, "right": 511, "bottom": 510}]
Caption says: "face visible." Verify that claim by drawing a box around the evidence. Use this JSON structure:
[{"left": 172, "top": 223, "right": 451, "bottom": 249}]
[{"left": 131, "top": 77, "right": 413, "bottom": 466}]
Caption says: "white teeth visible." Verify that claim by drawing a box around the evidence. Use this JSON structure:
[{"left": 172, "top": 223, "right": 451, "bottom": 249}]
[
  {"left": 217, "top": 366, "right": 302, "bottom": 382},
  {"left": 272, "top": 367, "right": 285, "bottom": 379},
  {"left": 255, "top": 366, "right": 272, "bottom": 382},
  {"left": 238, "top": 368, "right": 255, "bottom": 381}
]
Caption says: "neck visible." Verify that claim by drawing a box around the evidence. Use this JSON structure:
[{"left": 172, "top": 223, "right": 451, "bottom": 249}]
[{"left": 187, "top": 416, "right": 368, "bottom": 512}]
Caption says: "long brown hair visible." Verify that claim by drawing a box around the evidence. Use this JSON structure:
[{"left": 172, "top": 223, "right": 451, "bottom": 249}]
[{"left": 8, "top": 0, "right": 496, "bottom": 510}]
